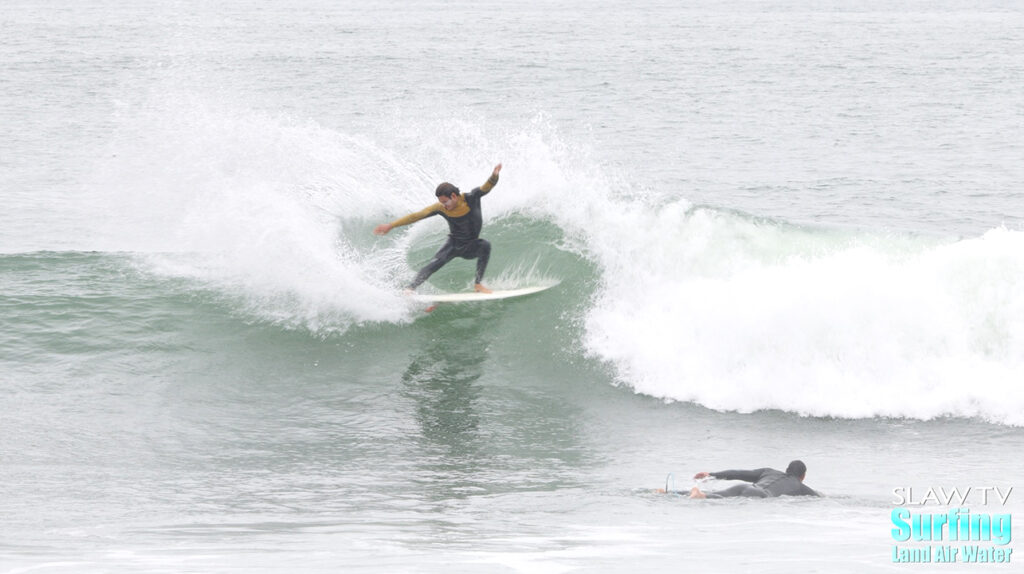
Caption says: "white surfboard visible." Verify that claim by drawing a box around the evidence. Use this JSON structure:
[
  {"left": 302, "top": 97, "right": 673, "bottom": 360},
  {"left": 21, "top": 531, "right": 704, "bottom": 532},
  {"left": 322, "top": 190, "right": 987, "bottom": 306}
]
[{"left": 410, "top": 283, "right": 558, "bottom": 304}]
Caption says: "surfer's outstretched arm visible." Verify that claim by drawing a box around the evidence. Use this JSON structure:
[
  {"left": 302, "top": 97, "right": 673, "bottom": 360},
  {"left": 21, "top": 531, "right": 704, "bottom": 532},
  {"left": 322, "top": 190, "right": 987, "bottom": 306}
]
[
  {"left": 477, "top": 163, "right": 502, "bottom": 196},
  {"left": 373, "top": 204, "right": 442, "bottom": 235}
]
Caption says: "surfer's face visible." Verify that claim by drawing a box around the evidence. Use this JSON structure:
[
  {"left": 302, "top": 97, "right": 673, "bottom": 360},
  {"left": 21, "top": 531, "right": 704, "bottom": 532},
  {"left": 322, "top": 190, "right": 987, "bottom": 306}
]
[{"left": 438, "top": 194, "right": 458, "bottom": 211}]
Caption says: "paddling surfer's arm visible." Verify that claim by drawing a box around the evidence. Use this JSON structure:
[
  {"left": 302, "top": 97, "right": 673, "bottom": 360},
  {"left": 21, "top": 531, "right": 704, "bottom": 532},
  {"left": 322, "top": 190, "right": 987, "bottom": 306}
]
[{"left": 693, "top": 469, "right": 768, "bottom": 483}]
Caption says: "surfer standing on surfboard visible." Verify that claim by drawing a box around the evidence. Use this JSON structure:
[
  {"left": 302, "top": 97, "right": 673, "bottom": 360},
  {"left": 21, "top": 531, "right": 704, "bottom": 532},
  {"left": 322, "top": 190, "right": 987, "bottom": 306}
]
[{"left": 374, "top": 163, "right": 502, "bottom": 293}]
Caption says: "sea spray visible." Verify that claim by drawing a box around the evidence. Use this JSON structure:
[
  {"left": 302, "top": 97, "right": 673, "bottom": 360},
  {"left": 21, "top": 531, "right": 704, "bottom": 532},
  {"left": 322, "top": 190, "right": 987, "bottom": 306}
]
[{"left": 86, "top": 94, "right": 430, "bottom": 331}]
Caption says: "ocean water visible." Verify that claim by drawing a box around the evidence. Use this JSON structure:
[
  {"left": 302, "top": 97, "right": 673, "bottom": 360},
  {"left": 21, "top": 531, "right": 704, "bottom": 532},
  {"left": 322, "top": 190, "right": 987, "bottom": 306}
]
[{"left": 2, "top": 1, "right": 1023, "bottom": 572}]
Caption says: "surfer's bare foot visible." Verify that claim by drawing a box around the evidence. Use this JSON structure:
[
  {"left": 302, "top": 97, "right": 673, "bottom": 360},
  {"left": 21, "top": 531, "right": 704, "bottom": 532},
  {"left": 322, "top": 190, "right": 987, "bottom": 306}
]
[
  {"left": 474, "top": 283, "right": 492, "bottom": 294},
  {"left": 403, "top": 288, "right": 414, "bottom": 295},
  {"left": 689, "top": 487, "right": 707, "bottom": 499},
  {"left": 654, "top": 488, "right": 667, "bottom": 494}
]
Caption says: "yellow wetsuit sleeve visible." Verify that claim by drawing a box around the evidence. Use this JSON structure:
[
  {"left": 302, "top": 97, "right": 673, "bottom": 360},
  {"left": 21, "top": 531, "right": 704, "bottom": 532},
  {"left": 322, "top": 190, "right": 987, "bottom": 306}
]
[
  {"left": 389, "top": 204, "right": 442, "bottom": 228},
  {"left": 478, "top": 173, "right": 500, "bottom": 196}
]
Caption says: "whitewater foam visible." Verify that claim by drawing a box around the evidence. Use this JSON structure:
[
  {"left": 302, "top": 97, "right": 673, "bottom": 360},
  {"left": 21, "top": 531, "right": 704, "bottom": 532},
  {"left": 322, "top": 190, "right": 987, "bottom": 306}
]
[{"left": 582, "top": 212, "right": 1024, "bottom": 425}]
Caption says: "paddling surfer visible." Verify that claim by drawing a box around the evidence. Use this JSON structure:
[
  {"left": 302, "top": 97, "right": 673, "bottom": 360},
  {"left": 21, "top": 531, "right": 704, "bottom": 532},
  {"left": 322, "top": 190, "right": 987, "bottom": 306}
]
[
  {"left": 688, "top": 460, "right": 819, "bottom": 498},
  {"left": 374, "top": 163, "right": 502, "bottom": 293},
  {"left": 657, "top": 460, "right": 820, "bottom": 498}
]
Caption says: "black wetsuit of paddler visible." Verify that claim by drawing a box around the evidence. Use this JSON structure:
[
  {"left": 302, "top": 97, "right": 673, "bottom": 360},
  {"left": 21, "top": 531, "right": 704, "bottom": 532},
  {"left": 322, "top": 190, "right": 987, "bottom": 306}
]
[
  {"left": 387, "top": 172, "right": 499, "bottom": 289},
  {"left": 702, "top": 468, "right": 819, "bottom": 498}
]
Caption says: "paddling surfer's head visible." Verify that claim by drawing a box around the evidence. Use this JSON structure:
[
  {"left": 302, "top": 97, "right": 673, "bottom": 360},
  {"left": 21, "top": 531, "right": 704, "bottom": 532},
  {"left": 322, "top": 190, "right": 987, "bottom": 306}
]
[{"left": 785, "top": 460, "right": 807, "bottom": 481}]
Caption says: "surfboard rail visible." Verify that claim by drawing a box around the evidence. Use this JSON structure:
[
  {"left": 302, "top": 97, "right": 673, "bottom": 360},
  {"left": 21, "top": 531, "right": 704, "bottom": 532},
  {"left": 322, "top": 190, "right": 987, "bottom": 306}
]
[{"left": 409, "top": 283, "right": 558, "bottom": 303}]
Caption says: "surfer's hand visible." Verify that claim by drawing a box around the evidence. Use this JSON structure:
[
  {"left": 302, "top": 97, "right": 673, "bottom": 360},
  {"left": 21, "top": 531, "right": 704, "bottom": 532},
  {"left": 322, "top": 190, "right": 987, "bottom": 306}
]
[
  {"left": 492, "top": 163, "right": 502, "bottom": 177},
  {"left": 693, "top": 471, "right": 710, "bottom": 480},
  {"left": 374, "top": 223, "right": 392, "bottom": 236}
]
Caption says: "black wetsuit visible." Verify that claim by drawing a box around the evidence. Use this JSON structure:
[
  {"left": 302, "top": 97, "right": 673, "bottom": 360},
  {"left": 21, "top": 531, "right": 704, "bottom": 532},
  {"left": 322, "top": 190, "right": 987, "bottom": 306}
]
[
  {"left": 388, "top": 174, "right": 498, "bottom": 289},
  {"left": 703, "top": 468, "right": 819, "bottom": 498}
]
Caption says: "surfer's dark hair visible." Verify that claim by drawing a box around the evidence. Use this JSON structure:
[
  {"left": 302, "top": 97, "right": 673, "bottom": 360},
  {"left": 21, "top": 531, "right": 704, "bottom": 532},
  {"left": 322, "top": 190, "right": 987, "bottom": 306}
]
[
  {"left": 435, "top": 182, "right": 460, "bottom": 197},
  {"left": 785, "top": 460, "right": 807, "bottom": 478}
]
